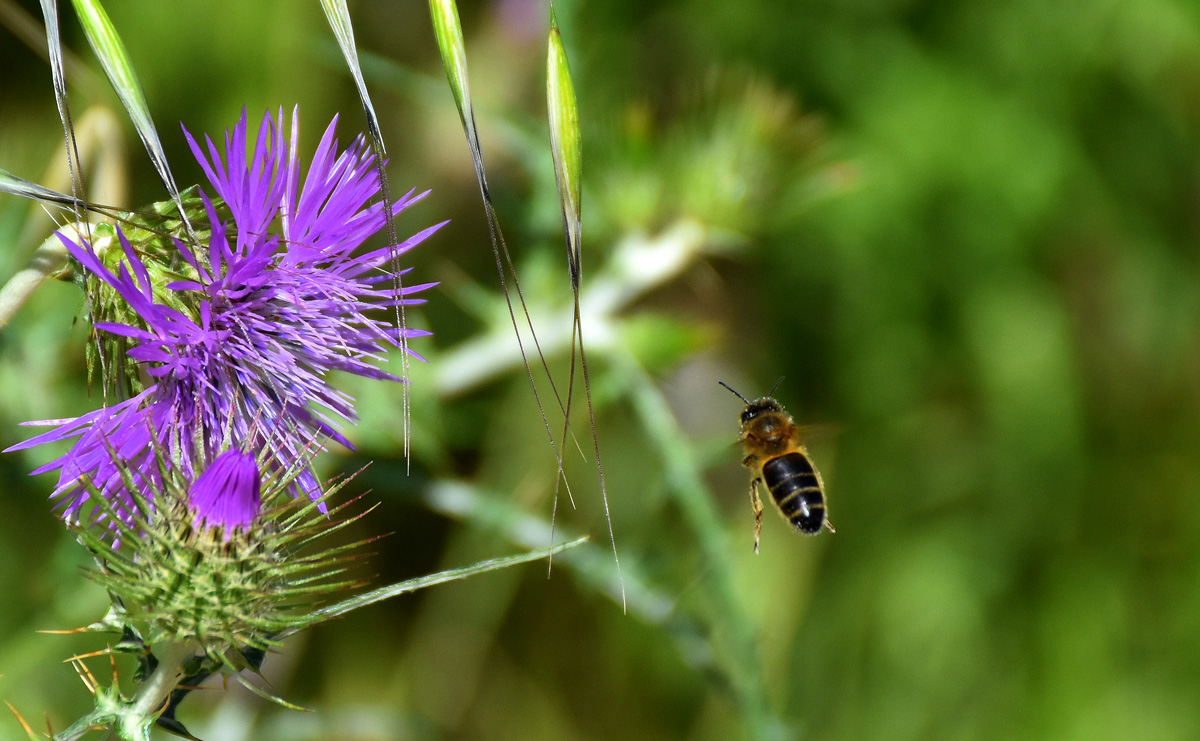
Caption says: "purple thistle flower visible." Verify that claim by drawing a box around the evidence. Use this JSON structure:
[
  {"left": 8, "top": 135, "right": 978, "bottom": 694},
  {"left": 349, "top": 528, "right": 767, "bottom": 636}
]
[
  {"left": 189, "top": 450, "right": 262, "bottom": 536},
  {"left": 8, "top": 109, "right": 443, "bottom": 529}
]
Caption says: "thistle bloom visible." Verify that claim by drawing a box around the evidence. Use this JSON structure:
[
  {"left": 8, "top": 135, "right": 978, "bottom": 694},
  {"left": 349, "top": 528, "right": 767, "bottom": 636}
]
[
  {"left": 8, "top": 109, "right": 442, "bottom": 529},
  {"left": 188, "top": 450, "right": 262, "bottom": 535}
]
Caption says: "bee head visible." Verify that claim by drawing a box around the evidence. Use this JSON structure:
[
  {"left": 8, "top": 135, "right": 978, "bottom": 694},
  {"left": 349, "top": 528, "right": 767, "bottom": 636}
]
[{"left": 740, "top": 397, "right": 783, "bottom": 426}]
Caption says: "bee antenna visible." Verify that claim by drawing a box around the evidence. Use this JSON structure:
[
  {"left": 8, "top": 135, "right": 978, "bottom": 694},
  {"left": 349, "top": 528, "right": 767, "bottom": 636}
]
[
  {"left": 768, "top": 376, "right": 785, "bottom": 397},
  {"left": 718, "top": 381, "right": 751, "bottom": 404}
]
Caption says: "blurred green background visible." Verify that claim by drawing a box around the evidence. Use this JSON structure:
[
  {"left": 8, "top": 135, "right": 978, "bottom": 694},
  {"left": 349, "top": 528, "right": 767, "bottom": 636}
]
[{"left": 3, "top": 0, "right": 1200, "bottom": 739}]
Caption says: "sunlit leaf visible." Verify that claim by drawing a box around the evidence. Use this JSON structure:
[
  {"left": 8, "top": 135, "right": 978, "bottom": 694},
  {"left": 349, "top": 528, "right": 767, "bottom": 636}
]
[
  {"left": 319, "top": 0, "right": 412, "bottom": 460},
  {"left": 547, "top": 6, "right": 582, "bottom": 287},
  {"left": 428, "top": 0, "right": 490, "bottom": 192},
  {"left": 425, "top": 0, "right": 569, "bottom": 479},
  {"left": 0, "top": 167, "right": 79, "bottom": 210},
  {"left": 426, "top": 0, "right": 625, "bottom": 608},
  {"left": 428, "top": 0, "right": 473, "bottom": 133},
  {"left": 68, "top": 0, "right": 194, "bottom": 243},
  {"left": 283, "top": 536, "right": 588, "bottom": 634},
  {"left": 318, "top": 0, "right": 384, "bottom": 158},
  {"left": 39, "top": 0, "right": 85, "bottom": 227}
]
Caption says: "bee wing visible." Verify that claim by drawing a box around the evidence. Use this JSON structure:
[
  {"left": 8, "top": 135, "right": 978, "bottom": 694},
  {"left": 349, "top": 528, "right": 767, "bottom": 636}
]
[
  {"left": 798, "top": 424, "right": 841, "bottom": 494},
  {"left": 794, "top": 421, "right": 844, "bottom": 443}
]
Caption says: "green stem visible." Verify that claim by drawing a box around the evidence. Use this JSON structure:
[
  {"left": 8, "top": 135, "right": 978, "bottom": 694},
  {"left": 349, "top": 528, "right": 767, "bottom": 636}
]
[
  {"left": 134, "top": 641, "right": 195, "bottom": 715},
  {"left": 105, "top": 639, "right": 196, "bottom": 741}
]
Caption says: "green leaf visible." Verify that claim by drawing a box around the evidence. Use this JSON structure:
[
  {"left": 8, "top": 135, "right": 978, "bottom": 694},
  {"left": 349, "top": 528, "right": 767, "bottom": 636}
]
[
  {"left": 285, "top": 536, "right": 588, "bottom": 634},
  {"left": 544, "top": 4, "right": 624, "bottom": 610},
  {"left": 428, "top": 0, "right": 497, "bottom": 204},
  {"left": 426, "top": 0, "right": 577, "bottom": 520},
  {"left": 39, "top": 0, "right": 85, "bottom": 226},
  {"left": 318, "top": 0, "right": 384, "bottom": 156},
  {"left": 427, "top": 0, "right": 625, "bottom": 608},
  {"left": 69, "top": 0, "right": 195, "bottom": 244},
  {"left": 428, "top": 0, "right": 474, "bottom": 133},
  {"left": 319, "top": 0, "right": 412, "bottom": 461},
  {"left": 0, "top": 167, "right": 81, "bottom": 210},
  {"left": 547, "top": 6, "right": 583, "bottom": 287}
]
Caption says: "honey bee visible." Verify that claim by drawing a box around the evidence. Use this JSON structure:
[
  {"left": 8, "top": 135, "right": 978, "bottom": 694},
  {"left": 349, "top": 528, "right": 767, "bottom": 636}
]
[{"left": 720, "top": 381, "right": 834, "bottom": 552}]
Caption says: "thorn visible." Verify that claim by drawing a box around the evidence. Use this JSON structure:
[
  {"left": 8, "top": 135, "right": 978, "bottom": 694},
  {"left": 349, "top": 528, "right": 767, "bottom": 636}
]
[
  {"left": 70, "top": 658, "right": 99, "bottom": 695},
  {"left": 4, "top": 702, "right": 35, "bottom": 740},
  {"left": 62, "top": 648, "right": 111, "bottom": 662},
  {"left": 36, "top": 626, "right": 93, "bottom": 635}
]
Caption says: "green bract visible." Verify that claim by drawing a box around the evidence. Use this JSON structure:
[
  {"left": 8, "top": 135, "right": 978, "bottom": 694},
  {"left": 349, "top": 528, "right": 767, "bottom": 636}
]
[
  {"left": 70, "top": 187, "right": 216, "bottom": 396},
  {"left": 73, "top": 447, "right": 368, "bottom": 664}
]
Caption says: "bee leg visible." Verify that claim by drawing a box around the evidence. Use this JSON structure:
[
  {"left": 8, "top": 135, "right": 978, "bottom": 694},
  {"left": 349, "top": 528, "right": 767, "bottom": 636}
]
[
  {"left": 749, "top": 477, "right": 764, "bottom": 553},
  {"left": 824, "top": 518, "right": 836, "bottom": 534}
]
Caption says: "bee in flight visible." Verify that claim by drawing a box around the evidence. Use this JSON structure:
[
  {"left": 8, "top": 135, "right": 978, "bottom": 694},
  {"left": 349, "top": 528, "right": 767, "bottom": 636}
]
[{"left": 720, "top": 380, "right": 834, "bottom": 552}]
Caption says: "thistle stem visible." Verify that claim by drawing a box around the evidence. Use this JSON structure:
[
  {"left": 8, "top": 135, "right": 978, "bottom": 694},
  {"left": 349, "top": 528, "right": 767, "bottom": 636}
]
[
  {"left": 134, "top": 641, "right": 196, "bottom": 714},
  {"left": 100, "top": 639, "right": 197, "bottom": 741}
]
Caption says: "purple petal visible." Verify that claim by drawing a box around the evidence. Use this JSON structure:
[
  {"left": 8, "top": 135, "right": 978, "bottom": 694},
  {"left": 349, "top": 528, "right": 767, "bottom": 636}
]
[{"left": 188, "top": 450, "right": 262, "bottom": 536}]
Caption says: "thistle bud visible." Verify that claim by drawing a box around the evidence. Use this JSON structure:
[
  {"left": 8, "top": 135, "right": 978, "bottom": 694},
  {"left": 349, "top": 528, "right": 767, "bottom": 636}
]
[
  {"left": 71, "top": 444, "right": 365, "bottom": 662},
  {"left": 188, "top": 450, "right": 261, "bottom": 537}
]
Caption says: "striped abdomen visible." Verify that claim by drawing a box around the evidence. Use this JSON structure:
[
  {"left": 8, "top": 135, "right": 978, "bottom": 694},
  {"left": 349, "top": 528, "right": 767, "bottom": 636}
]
[{"left": 761, "top": 451, "right": 826, "bottom": 535}]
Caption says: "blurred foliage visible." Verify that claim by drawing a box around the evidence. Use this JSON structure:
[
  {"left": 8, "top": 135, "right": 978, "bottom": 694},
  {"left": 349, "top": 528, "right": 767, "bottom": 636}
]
[{"left": 3, "top": 0, "right": 1200, "bottom": 739}]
